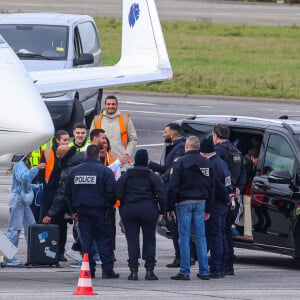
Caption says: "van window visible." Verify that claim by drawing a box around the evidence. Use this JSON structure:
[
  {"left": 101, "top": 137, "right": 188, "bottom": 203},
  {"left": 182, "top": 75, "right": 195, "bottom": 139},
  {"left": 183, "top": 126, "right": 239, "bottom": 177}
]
[
  {"left": 181, "top": 122, "right": 213, "bottom": 140},
  {"left": 77, "top": 22, "right": 100, "bottom": 54},
  {"left": 0, "top": 25, "right": 68, "bottom": 59},
  {"left": 262, "top": 134, "right": 295, "bottom": 175}
]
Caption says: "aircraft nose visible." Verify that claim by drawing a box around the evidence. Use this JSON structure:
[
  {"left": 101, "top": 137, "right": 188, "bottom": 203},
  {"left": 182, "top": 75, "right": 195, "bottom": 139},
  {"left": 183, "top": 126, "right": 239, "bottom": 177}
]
[{"left": 0, "top": 54, "right": 54, "bottom": 155}]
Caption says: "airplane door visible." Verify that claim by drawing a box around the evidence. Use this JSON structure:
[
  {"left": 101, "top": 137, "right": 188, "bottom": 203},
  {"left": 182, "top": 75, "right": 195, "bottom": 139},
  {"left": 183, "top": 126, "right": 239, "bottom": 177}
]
[{"left": 251, "top": 133, "right": 296, "bottom": 248}]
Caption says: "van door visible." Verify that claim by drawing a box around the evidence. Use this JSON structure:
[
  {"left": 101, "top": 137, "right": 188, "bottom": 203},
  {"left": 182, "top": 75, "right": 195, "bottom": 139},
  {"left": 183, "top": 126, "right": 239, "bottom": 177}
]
[
  {"left": 251, "top": 132, "right": 296, "bottom": 248},
  {"left": 75, "top": 21, "right": 101, "bottom": 114}
]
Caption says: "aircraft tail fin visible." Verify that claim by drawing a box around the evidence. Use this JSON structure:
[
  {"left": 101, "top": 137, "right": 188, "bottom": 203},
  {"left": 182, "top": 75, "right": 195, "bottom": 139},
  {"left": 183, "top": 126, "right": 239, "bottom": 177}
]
[
  {"left": 31, "top": 0, "right": 172, "bottom": 95},
  {"left": 117, "top": 0, "right": 172, "bottom": 80}
]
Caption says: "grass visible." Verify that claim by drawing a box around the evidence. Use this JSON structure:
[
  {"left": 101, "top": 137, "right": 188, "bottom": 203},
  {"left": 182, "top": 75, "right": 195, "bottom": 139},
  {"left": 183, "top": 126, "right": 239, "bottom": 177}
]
[{"left": 95, "top": 18, "right": 300, "bottom": 99}]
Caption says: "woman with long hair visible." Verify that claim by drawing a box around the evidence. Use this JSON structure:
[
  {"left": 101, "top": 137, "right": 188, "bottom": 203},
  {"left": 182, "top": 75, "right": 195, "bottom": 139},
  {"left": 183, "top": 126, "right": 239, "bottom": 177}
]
[{"left": 6, "top": 153, "right": 45, "bottom": 265}]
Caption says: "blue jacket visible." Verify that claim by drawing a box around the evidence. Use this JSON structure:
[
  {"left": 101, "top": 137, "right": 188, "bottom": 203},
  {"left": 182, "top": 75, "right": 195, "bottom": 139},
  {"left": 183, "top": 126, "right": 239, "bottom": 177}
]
[
  {"left": 209, "top": 154, "right": 234, "bottom": 205},
  {"left": 148, "top": 137, "right": 186, "bottom": 184},
  {"left": 115, "top": 166, "right": 167, "bottom": 214},
  {"left": 168, "top": 150, "right": 215, "bottom": 213},
  {"left": 65, "top": 157, "right": 116, "bottom": 212},
  {"left": 11, "top": 160, "right": 39, "bottom": 194}
]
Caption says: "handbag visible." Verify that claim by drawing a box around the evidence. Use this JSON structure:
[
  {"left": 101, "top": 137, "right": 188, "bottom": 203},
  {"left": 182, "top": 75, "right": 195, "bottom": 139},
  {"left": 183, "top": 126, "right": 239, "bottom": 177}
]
[{"left": 19, "top": 181, "right": 34, "bottom": 205}]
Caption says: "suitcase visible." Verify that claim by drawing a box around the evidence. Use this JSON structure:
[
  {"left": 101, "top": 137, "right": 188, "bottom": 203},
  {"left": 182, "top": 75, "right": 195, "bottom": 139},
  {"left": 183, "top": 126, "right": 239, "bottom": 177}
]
[
  {"left": 27, "top": 224, "right": 60, "bottom": 266},
  {"left": 0, "top": 230, "right": 18, "bottom": 260}
]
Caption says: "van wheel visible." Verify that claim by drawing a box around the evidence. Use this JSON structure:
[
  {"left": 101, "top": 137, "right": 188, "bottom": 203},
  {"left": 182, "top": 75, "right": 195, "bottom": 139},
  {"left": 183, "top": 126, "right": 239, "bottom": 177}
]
[
  {"left": 65, "top": 97, "right": 84, "bottom": 135},
  {"left": 85, "top": 89, "right": 102, "bottom": 129}
]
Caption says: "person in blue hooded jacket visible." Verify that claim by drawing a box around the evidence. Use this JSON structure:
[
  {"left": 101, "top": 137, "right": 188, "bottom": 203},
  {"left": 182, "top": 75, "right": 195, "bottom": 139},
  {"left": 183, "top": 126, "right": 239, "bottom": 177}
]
[{"left": 6, "top": 153, "right": 45, "bottom": 266}]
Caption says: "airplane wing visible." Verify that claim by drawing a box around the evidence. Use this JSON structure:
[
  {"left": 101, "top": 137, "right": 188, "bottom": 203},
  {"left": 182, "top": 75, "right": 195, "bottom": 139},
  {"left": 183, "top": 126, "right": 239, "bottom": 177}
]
[{"left": 30, "top": 0, "right": 173, "bottom": 96}]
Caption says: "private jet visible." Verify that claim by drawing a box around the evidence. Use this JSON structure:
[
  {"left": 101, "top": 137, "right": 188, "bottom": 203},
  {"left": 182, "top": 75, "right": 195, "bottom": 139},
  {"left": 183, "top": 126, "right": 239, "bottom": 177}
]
[{"left": 0, "top": 0, "right": 172, "bottom": 156}]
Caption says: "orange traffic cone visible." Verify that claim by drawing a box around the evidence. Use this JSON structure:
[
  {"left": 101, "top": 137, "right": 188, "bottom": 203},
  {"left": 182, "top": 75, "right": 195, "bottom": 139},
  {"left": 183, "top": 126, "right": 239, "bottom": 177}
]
[{"left": 73, "top": 253, "right": 97, "bottom": 296}]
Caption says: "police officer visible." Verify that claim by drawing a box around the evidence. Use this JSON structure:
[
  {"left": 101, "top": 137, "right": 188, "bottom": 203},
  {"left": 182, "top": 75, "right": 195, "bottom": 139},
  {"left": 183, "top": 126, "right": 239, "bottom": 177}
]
[
  {"left": 212, "top": 124, "right": 246, "bottom": 276},
  {"left": 169, "top": 136, "right": 214, "bottom": 281},
  {"left": 148, "top": 123, "right": 187, "bottom": 268},
  {"left": 115, "top": 149, "right": 166, "bottom": 281},
  {"left": 65, "top": 145, "right": 118, "bottom": 279},
  {"left": 200, "top": 137, "right": 234, "bottom": 279}
]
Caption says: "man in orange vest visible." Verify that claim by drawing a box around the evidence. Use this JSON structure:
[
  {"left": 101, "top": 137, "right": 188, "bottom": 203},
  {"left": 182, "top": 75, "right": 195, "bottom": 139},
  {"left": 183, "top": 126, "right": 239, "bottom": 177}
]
[
  {"left": 38, "top": 129, "right": 70, "bottom": 262},
  {"left": 90, "top": 95, "right": 137, "bottom": 172}
]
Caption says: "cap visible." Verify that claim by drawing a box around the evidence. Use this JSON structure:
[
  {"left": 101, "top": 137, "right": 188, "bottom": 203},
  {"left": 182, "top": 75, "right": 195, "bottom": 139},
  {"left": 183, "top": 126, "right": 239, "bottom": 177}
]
[
  {"left": 134, "top": 149, "right": 149, "bottom": 166},
  {"left": 200, "top": 136, "right": 215, "bottom": 153}
]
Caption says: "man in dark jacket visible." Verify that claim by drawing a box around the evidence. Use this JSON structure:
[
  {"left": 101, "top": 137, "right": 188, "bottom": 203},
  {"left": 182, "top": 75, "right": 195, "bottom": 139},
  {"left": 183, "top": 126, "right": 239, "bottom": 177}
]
[
  {"left": 212, "top": 124, "right": 246, "bottom": 276},
  {"left": 116, "top": 149, "right": 166, "bottom": 281},
  {"left": 42, "top": 145, "right": 85, "bottom": 260},
  {"left": 38, "top": 130, "right": 70, "bottom": 261},
  {"left": 169, "top": 136, "right": 215, "bottom": 281},
  {"left": 148, "top": 123, "right": 187, "bottom": 268},
  {"left": 200, "top": 137, "right": 234, "bottom": 279},
  {"left": 65, "top": 145, "right": 118, "bottom": 279}
]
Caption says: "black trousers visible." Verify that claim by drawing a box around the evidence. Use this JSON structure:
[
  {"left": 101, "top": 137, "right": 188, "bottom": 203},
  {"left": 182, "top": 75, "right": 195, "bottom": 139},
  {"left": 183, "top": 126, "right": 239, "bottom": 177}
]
[
  {"left": 206, "top": 203, "right": 228, "bottom": 274},
  {"left": 120, "top": 202, "right": 158, "bottom": 268},
  {"left": 78, "top": 208, "right": 114, "bottom": 275},
  {"left": 225, "top": 206, "right": 235, "bottom": 272},
  {"left": 51, "top": 211, "right": 68, "bottom": 256}
]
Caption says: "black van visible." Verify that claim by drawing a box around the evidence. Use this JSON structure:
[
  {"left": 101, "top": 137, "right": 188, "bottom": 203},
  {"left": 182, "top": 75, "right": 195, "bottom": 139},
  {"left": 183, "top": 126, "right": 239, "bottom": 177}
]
[{"left": 157, "top": 115, "right": 300, "bottom": 258}]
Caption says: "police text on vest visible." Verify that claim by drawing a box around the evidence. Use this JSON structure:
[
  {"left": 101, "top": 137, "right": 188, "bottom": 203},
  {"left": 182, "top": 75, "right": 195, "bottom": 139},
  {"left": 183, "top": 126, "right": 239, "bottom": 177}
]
[{"left": 74, "top": 175, "right": 96, "bottom": 184}]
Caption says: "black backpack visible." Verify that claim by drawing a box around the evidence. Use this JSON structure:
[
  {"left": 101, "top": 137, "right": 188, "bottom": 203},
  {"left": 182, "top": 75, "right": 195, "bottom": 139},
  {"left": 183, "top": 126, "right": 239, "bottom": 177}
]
[{"left": 219, "top": 143, "right": 242, "bottom": 185}]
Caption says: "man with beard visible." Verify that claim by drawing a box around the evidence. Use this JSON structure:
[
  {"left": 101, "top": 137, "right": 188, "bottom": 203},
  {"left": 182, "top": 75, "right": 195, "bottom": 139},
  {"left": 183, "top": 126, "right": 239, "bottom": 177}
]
[{"left": 148, "top": 123, "right": 189, "bottom": 268}]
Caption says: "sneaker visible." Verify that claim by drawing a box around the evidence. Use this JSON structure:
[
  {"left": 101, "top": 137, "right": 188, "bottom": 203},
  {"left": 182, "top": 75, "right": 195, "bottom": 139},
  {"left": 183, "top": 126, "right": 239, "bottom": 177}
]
[
  {"left": 6, "top": 258, "right": 23, "bottom": 266},
  {"left": 232, "top": 228, "right": 240, "bottom": 236},
  {"left": 66, "top": 248, "right": 82, "bottom": 261},
  {"left": 70, "top": 260, "right": 82, "bottom": 268}
]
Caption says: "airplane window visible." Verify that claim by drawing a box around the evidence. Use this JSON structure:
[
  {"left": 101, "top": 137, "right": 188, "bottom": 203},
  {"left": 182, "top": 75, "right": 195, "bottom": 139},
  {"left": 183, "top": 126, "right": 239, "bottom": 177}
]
[
  {"left": 263, "top": 134, "right": 295, "bottom": 175},
  {"left": 0, "top": 25, "right": 68, "bottom": 59}
]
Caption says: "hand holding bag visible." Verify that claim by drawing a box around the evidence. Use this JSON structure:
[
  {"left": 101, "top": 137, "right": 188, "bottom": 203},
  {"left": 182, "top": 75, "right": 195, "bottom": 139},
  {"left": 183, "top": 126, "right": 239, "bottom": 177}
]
[{"left": 20, "top": 181, "right": 34, "bottom": 205}]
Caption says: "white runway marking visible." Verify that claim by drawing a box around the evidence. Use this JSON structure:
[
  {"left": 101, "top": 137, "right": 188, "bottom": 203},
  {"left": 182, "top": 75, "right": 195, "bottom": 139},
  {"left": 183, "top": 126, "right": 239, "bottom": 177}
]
[
  {"left": 122, "top": 109, "right": 192, "bottom": 117},
  {"left": 119, "top": 101, "right": 158, "bottom": 106},
  {"left": 136, "top": 143, "right": 164, "bottom": 147}
]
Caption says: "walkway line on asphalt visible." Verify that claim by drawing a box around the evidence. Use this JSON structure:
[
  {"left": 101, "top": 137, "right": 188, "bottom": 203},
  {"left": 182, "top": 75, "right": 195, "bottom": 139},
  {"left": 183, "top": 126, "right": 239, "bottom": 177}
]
[{"left": 122, "top": 109, "right": 193, "bottom": 117}]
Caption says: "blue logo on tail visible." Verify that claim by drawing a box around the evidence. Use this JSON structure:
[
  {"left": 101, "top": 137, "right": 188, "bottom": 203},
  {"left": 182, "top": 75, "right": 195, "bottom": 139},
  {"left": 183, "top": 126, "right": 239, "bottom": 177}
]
[{"left": 128, "top": 3, "right": 140, "bottom": 28}]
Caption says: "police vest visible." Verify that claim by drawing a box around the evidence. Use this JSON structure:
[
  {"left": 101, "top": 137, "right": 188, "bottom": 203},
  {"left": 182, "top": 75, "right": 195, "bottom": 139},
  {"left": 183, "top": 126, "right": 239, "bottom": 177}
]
[
  {"left": 30, "top": 138, "right": 53, "bottom": 167},
  {"left": 40, "top": 148, "right": 55, "bottom": 182},
  {"left": 93, "top": 113, "right": 129, "bottom": 149},
  {"left": 69, "top": 139, "right": 91, "bottom": 151}
]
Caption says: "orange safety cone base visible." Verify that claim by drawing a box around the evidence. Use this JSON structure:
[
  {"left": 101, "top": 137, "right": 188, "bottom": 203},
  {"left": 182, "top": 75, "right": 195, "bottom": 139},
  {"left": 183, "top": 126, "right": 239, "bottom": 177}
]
[
  {"left": 73, "top": 253, "right": 97, "bottom": 296},
  {"left": 73, "top": 288, "right": 97, "bottom": 296}
]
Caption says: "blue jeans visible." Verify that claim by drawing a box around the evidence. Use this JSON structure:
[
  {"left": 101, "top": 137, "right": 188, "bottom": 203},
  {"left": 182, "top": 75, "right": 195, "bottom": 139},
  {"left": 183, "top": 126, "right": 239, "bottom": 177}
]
[
  {"left": 7, "top": 193, "right": 35, "bottom": 248},
  {"left": 177, "top": 201, "right": 209, "bottom": 275}
]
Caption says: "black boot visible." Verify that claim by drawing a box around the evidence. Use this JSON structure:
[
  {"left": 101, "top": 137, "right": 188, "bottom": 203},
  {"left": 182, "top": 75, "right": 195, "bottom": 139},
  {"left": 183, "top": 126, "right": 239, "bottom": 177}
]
[
  {"left": 166, "top": 257, "right": 180, "bottom": 268},
  {"left": 145, "top": 267, "right": 158, "bottom": 280},
  {"left": 128, "top": 267, "right": 138, "bottom": 280}
]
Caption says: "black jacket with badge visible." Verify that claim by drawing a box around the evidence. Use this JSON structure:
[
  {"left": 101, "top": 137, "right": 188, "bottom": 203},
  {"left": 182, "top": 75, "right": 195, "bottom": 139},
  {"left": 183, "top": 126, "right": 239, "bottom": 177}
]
[
  {"left": 168, "top": 150, "right": 215, "bottom": 214},
  {"left": 209, "top": 154, "right": 234, "bottom": 204},
  {"left": 214, "top": 140, "right": 246, "bottom": 192},
  {"left": 148, "top": 137, "right": 186, "bottom": 184},
  {"left": 65, "top": 157, "right": 116, "bottom": 213},
  {"left": 47, "top": 147, "right": 85, "bottom": 217},
  {"left": 115, "top": 166, "right": 167, "bottom": 214}
]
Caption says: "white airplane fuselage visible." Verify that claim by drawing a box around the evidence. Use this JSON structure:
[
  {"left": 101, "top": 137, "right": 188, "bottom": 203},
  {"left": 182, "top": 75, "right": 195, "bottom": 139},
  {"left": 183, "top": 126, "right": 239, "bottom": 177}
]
[{"left": 0, "top": 41, "right": 54, "bottom": 155}]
